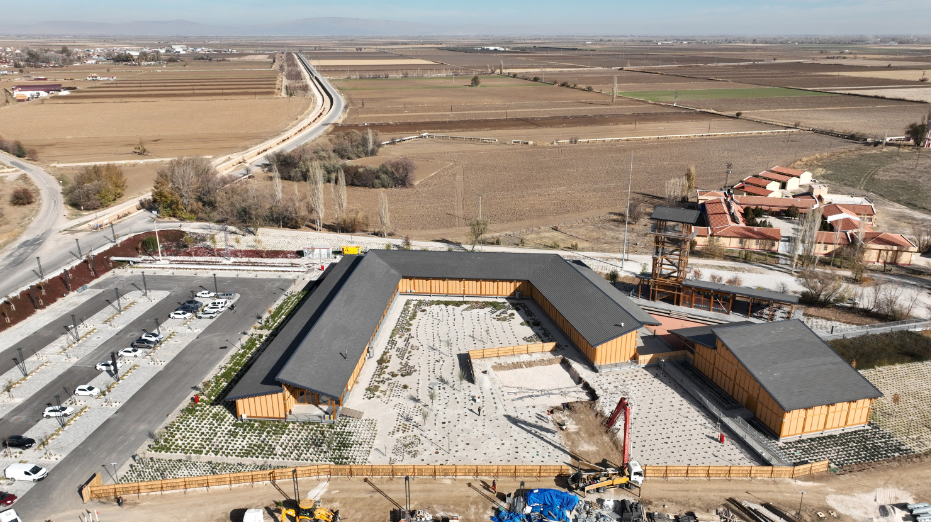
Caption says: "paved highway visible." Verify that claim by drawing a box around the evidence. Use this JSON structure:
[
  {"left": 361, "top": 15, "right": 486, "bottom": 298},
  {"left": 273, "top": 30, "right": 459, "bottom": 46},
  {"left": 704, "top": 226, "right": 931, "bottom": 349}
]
[{"left": 12, "top": 274, "right": 292, "bottom": 521}]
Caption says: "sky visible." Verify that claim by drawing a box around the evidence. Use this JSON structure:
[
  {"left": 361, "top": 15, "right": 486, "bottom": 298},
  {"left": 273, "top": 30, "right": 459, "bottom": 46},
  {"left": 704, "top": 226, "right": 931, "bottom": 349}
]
[{"left": 4, "top": 0, "right": 930, "bottom": 35}]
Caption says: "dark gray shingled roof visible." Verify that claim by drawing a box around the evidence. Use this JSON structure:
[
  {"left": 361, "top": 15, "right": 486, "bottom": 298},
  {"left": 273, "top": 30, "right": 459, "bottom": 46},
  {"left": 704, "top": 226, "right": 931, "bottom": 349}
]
[
  {"left": 372, "top": 250, "right": 645, "bottom": 345},
  {"left": 668, "top": 321, "right": 755, "bottom": 348},
  {"left": 650, "top": 206, "right": 701, "bottom": 225},
  {"left": 569, "top": 260, "right": 660, "bottom": 326},
  {"left": 683, "top": 280, "right": 800, "bottom": 304},
  {"left": 712, "top": 320, "right": 882, "bottom": 412},
  {"left": 228, "top": 250, "right": 653, "bottom": 401},
  {"left": 225, "top": 257, "right": 364, "bottom": 401},
  {"left": 275, "top": 253, "right": 402, "bottom": 398}
]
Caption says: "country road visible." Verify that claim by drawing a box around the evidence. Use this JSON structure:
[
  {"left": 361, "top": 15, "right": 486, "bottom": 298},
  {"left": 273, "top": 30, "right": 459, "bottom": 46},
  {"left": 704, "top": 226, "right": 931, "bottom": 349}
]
[{"left": 0, "top": 51, "right": 343, "bottom": 299}]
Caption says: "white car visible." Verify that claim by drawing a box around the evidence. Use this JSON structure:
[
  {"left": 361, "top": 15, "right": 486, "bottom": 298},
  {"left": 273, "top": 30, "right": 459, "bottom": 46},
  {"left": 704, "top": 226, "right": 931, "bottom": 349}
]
[
  {"left": 196, "top": 290, "right": 216, "bottom": 298},
  {"left": 42, "top": 405, "right": 74, "bottom": 418},
  {"left": 208, "top": 299, "right": 229, "bottom": 309},
  {"left": 118, "top": 347, "right": 143, "bottom": 358},
  {"left": 196, "top": 309, "right": 219, "bottom": 319},
  {"left": 169, "top": 310, "right": 193, "bottom": 320},
  {"left": 140, "top": 332, "right": 165, "bottom": 343},
  {"left": 95, "top": 360, "right": 124, "bottom": 372},
  {"left": 74, "top": 385, "right": 100, "bottom": 397},
  {"left": 4, "top": 463, "right": 47, "bottom": 482}
]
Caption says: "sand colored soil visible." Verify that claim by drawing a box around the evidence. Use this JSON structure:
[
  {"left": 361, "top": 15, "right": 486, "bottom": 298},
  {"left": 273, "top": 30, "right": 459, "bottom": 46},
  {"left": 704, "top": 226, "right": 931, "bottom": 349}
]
[
  {"left": 0, "top": 97, "right": 311, "bottom": 164},
  {"left": 0, "top": 171, "right": 40, "bottom": 251},
  {"left": 829, "top": 87, "right": 931, "bottom": 103},
  {"left": 263, "top": 132, "right": 854, "bottom": 241}
]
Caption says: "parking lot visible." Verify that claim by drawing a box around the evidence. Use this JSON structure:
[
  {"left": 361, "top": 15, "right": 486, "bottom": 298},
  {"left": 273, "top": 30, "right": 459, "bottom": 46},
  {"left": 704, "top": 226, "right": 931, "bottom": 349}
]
[{"left": 0, "top": 270, "right": 297, "bottom": 521}]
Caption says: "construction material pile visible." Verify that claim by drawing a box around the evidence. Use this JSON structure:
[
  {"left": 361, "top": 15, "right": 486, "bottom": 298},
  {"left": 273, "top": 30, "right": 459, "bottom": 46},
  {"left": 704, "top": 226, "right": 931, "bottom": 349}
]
[{"left": 491, "top": 488, "right": 580, "bottom": 522}]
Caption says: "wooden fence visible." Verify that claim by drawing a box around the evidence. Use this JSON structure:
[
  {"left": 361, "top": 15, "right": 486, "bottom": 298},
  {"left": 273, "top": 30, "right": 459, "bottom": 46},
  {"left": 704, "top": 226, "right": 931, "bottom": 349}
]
[
  {"left": 637, "top": 350, "right": 686, "bottom": 366},
  {"left": 468, "top": 343, "right": 557, "bottom": 360},
  {"left": 81, "top": 460, "right": 831, "bottom": 502}
]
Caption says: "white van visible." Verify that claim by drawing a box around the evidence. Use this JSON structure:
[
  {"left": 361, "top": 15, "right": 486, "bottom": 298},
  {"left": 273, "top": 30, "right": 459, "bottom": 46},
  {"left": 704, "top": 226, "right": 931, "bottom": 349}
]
[
  {"left": 5, "top": 463, "right": 47, "bottom": 482},
  {"left": 0, "top": 509, "right": 23, "bottom": 522}
]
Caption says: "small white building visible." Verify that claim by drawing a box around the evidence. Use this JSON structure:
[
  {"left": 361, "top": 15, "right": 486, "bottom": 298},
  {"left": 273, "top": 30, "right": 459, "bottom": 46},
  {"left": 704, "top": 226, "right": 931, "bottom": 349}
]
[{"left": 303, "top": 245, "right": 332, "bottom": 259}]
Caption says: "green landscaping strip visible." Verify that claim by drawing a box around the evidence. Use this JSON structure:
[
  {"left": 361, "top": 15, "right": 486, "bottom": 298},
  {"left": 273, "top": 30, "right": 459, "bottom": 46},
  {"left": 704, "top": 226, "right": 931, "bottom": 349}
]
[{"left": 618, "top": 87, "right": 834, "bottom": 102}]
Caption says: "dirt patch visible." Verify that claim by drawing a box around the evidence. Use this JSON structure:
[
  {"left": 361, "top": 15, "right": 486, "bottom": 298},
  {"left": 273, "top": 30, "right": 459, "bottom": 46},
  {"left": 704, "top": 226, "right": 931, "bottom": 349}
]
[
  {"left": 0, "top": 171, "right": 40, "bottom": 251},
  {"left": 491, "top": 354, "right": 562, "bottom": 372},
  {"left": 560, "top": 401, "right": 627, "bottom": 467},
  {"left": 802, "top": 306, "right": 885, "bottom": 326}
]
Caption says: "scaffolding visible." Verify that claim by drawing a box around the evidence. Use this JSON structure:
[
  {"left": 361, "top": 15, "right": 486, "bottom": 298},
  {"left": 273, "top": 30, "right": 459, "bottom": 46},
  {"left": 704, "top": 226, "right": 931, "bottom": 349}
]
[{"left": 647, "top": 207, "right": 699, "bottom": 305}]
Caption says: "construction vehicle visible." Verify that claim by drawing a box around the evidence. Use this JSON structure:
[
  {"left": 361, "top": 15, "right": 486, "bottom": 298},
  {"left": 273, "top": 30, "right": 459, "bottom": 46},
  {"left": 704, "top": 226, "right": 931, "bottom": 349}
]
[
  {"left": 341, "top": 246, "right": 361, "bottom": 255},
  {"left": 567, "top": 397, "right": 644, "bottom": 496},
  {"left": 279, "top": 498, "right": 341, "bottom": 522}
]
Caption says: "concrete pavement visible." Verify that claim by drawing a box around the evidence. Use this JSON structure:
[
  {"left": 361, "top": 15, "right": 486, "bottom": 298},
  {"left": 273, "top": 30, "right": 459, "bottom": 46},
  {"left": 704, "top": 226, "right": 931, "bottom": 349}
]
[{"left": 11, "top": 274, "right": 291, "bottom": 521}]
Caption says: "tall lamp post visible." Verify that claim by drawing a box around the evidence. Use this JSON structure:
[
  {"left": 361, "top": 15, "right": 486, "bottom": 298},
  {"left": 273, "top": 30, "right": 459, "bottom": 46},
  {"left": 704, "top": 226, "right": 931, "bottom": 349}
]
[
  {"left": 152, "top": 214, "right": 163, "bottom": 259},
  {"left": 797, "top": 491, "right": 805, "bottom": 521}
]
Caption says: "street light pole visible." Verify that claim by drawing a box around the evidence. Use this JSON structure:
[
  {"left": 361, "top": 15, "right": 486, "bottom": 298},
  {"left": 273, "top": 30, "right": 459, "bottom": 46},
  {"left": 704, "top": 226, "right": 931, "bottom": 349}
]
[
  {"left": 797, "top": 491, "right": 805, "bottom": 521},
  {"left": 142, "top": 271, "right": 148, "bottom": 297},
  {"left": 36, "top": 257, "right": 44, "bottom": 280},
  {"left": 622, "top": 155, "right": 633, "bottom": 271},
  {"left": 153, "top": 217, "right": 162, "bottom": 259},
  {"left": 213, "top": 273, "right": 218, "bottom": 295},
  {"left": 112, "top": 462, "right": 119, "bottom": 483},
  {"left": 75, "top": 238, "right": 82, "bottom": 258},
  {"left": 115, "top": 288, "right": 122, "bottom": 313}
]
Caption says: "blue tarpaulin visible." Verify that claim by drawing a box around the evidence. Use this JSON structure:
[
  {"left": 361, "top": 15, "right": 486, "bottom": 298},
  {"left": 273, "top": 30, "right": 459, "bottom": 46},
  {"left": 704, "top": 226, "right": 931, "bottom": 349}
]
[
  {"left": 490, "top": 510, "right": 526, "bottom": 522},
  {"left": 525, "top": 489, "right": 580, "bottom": 513}
]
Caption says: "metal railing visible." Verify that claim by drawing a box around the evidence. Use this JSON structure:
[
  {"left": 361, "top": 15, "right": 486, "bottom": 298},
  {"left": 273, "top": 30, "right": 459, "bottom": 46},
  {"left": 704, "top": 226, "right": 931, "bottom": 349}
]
[
  {"left": 661, "top": 360, "right": 792, "bottom": 466},
  {"left": 820, "top": 318, "right": 931, "bottom": 341}
]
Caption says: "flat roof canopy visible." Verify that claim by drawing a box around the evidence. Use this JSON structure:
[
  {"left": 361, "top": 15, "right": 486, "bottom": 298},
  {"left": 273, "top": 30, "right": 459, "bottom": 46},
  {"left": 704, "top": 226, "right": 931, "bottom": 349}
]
[
  {"left": 650, "top": 206, "right": 701, "bottom": 225},
  {"left": 683, "top": 280, "right": 799, "bottom": 304}
]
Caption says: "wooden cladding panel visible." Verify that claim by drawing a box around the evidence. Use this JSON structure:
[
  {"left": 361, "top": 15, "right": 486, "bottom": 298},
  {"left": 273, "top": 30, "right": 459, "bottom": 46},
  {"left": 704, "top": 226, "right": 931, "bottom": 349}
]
[
  {"left": 469, "top": 343, "right": 557, "bottom": 360},
  {"left": 397, "top": 278, "right": 529, "bottom": 297},
  {"left": 235, "top": 392, "right": 288, "bottom": 420},
  {"left": 84, "top": 461, "right": 832, "bottom": 501}
]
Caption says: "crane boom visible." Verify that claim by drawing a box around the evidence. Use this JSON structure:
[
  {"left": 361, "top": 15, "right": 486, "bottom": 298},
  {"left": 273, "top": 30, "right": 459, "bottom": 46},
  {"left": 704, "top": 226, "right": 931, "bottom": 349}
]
[{"left": 606, "top": 396, "right": 630, "bottom": 465}]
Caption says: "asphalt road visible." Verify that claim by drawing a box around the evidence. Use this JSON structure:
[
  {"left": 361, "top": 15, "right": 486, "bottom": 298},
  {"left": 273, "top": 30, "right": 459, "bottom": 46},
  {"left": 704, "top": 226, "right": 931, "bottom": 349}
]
[{"left": 12, "top": 274, "right": 290, "bottom": 520}]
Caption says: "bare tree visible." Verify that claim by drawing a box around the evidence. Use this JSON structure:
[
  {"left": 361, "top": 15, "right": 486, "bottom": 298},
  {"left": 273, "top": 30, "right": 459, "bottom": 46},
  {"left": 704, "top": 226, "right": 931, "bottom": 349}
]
[
  {"left": 685, "top": 165, "right": 697, "bottom": 196},
  {"left": 468, "top": 218, "right": 489, "bottom": 251},
  {"left": 796, "top": 269, "right": 849, "bottom": 306},
  {"left": 307, "top": 161, "right": 325, "bottom": 231},
  {"left": 335, "top": 169, "right": 347, "bottom": 231},
  {"left": 791, "top": 206, "right": 824, "bottom": 270},
  {"left": 664, "top": 177, "right": 687, "bottom": 203},
  {"left": 911, "top": 222, "right": 931, "bottom": 253},
  {"left": 378, "top": 191, "right": 390, "bottom": 238},
  {"left": 272, "top": 164, "right": 282, "bottom": 204}
]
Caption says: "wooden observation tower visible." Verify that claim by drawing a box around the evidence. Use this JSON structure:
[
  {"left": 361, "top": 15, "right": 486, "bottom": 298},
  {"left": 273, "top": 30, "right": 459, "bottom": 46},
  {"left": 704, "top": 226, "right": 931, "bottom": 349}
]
[{"left": 648, "top": 206, "right": 700, "bottom": 305}]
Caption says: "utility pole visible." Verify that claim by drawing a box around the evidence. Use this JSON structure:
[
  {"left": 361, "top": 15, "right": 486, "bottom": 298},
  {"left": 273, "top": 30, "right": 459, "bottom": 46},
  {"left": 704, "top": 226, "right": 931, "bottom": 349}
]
[
  {"left": 153, "top": 217, "right": 162, "bottom": 259},
  {"left": 612, "top": 76, "right": 617, "bottom": 104},
  {"left": 622, "top": 155, "right": 633, "bottom": 271}
]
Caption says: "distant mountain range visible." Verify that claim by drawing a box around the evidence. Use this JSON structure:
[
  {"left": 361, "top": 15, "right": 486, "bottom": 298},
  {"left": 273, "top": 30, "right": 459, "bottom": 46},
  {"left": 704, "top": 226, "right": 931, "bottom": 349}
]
[{"left": 0, "top": 17, "right": 519, "bottom": 37}]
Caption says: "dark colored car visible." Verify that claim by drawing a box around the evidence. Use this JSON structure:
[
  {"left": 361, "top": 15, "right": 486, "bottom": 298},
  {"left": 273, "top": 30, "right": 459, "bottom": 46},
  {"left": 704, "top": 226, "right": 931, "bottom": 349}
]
[
  {"left": 131, "top": 338, "right": 157, "bottom": 349},
  {"left": 3, "top": 436, "right": 35, "bottom": 449},
  {"left": 181, "top": 300, "right": 201, "bottom": 307},
  {"left": 0, "top": 491, "right": 16, "bottom": 506},
  {"left": 178, "top": 304, "right": 201, "bottom": 312}
]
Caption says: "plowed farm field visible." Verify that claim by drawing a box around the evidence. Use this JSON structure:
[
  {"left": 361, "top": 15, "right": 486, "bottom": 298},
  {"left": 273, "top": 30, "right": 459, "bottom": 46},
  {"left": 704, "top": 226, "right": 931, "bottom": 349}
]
[
  {"left": 0, "top": 60, "right": 312, "bottom": 164},
  {"left": 334, "top": 74, "right": 786, "bottom": 142},
  {"left": 287, "top": 133, "right": 855, "bottom": 240}
]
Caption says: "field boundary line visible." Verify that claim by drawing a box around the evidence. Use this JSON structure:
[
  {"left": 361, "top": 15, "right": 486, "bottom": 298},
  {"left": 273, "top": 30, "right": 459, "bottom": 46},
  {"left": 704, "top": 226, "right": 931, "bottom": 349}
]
[{"left": 553, "top": 129, "right": 800, "bottom": 144}]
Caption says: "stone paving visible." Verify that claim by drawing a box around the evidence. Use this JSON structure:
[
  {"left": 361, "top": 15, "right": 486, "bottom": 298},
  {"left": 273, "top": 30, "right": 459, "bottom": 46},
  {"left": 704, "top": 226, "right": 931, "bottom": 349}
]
[
  {"left": 777, "top": 424, "right": 913, "bottom": 467},
  {"left": 861, "top": 361, "right": 931, "bottom": 453},
  {"left": 344, "top": 296, "right": 761, "bottom": 466},
  {"left": 802, "top": 316, "right": 864, "bottom": 335}
]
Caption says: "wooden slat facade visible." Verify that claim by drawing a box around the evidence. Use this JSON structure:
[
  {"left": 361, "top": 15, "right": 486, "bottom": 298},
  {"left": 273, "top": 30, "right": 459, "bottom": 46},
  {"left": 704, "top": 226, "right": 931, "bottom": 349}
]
[
  {"left": 468, "top": 343, "right": 557, "bottom": 360},
  {"left": 692, "top": 338, "right": 874, "bottom": 438},
  {"left": 397, "top": 278, "right": 531, "bottom": 297},
  {"left": 82, "top": 460, "right": 831, "bottom": 501}
]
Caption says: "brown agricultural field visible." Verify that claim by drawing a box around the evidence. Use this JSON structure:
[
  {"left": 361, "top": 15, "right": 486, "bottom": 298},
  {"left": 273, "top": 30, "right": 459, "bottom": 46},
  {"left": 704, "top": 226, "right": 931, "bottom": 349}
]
[
  {"left": 0, "top": 58, "right": 312, "bottom": 165},
  {"left": 262, "top": 132, "right": 854, "bottom": 241}
]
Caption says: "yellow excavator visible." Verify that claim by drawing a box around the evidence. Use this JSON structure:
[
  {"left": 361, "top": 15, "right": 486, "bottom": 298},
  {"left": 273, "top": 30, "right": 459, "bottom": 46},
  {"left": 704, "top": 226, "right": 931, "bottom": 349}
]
[{"left": 279, "top": 499, "right": 341, "bottom": 522}]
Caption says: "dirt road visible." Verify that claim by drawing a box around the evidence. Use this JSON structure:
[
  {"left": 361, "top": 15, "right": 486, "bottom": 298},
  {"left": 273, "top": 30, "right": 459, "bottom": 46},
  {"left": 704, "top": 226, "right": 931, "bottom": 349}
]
[{"left": 70, "top": 455, "right": 931, "bottom": 522}]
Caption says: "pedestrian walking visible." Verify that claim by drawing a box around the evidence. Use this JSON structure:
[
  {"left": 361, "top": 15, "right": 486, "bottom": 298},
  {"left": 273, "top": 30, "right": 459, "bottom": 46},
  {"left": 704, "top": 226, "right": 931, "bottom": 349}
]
[
  {"left": 491, "top": 480, "right": 497, "bottom": 494},
  {"left": 478, "top": 406, "right": 482, "bottom": 416}
]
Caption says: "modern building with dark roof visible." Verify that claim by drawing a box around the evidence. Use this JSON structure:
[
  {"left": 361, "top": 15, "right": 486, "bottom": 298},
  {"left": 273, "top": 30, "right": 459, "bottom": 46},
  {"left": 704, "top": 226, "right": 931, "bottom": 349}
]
[
  {"left": 227, "top": 250, "right": 652, "bottom": 419},
  {"left": 670, "top": 320, "right": 881, "bottom": 439}
]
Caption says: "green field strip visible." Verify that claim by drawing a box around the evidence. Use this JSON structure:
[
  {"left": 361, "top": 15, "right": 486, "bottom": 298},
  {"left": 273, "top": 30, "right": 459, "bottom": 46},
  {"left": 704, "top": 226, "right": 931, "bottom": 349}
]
[{"left": 617, "top": 87, "right": 835, "bottom": 101}]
